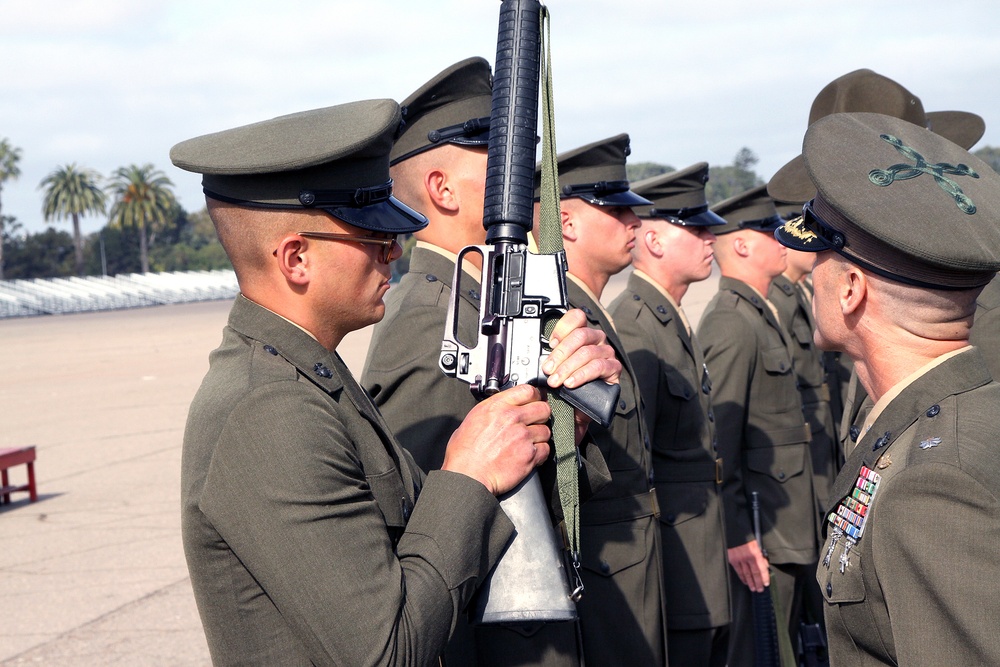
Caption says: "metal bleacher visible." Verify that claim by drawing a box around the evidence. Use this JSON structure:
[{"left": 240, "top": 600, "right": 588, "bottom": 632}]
[{"left": 0, "top": 270, "right": 239, "bottom": 318}]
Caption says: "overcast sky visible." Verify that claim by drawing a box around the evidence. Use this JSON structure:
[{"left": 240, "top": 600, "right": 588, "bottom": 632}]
[{"left": 3, "top": 0, "right": 1000, "bottom": 236}]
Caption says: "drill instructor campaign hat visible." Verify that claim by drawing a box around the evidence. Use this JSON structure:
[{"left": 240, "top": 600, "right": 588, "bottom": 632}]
[
  {"left": 170, "top": 99, "right": 428, "bottom": 234},
  {"left": 768, "top": 69, "right": 986, "bottom": 207}
]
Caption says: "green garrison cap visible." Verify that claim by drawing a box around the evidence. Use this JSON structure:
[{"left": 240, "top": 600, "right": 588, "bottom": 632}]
[
  {"left": 768, "top": 69, "right": 986, "bottom": 206},
  {"left": 775, "top": 112, "right": 1000, "bottom": 290},
  {"left": 535, "top": 133, "right": 652, "bottom": 207},
  {"left": 390, "top": 57, "right": 493, "bottom": 166},
  {"left": 710, "top": 184, "right": 783, "bottom": 235},
  {"left": 169, "top": 99, "right": 427, "bottom": 234},
  {"left": 631, "top": 162, "right": 726, "bottom": 226}
]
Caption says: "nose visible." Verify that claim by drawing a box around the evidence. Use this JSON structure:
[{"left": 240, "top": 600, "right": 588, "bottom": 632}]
[{"left": 621, "top": 208, "right": 641, "bottom": 229}]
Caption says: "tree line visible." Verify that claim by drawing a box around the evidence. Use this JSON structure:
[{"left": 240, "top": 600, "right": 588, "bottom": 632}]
[
  {"left": 2, "top": 137, "right": 998, "bottom": 282},
  {"left": 0, "top": 137, "right": 230, "bottom": 281}
]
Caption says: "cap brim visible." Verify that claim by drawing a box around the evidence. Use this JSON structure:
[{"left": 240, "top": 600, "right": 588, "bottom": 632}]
[
  {"left": 774, "top": 215, "right": 833, "bottom": 252},
  {"left": 323, "top": 196, "right": 428, "bottom": 234},
  {"left": 926, "top": 111, "right": 986, "bottom": 149},
  {"left": 580, "top": 190, "right": 653, "bottom": 207},
  {"left": 682, "top": 209, "right": 728, "bottom": 227}
]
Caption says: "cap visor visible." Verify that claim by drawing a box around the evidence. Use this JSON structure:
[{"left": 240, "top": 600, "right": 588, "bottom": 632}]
[
  {"left": 774, "top": 216, "right": 833, "bottom": 252},
  {"left": 584, "top": 190, "right": 653, "bottom": 207},
  {"left": 682, "top": 209, "right": 728, "bottom": 227},
  {"left": 323, "top": 196, "right": 428, "bottom": 234}
]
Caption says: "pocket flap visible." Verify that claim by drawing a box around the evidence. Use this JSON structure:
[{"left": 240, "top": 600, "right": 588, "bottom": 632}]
[
  {"left": 663, "top": 366, "right": 697, "bottom": 401},
  {"left": 746, "top": 443, "right": 806, "bottom": 483},
  {"left": 761, "top": 346, "right": 793, "bottom": 375},
  {"left": 580, "top": 523, "right": 647, "bottom": 577},
  {"left": 656, "top": 484, "right": 709, "bottom": 527}
]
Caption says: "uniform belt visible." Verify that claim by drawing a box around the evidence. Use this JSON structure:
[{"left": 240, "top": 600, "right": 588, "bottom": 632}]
[
  {"left": 580, "top": 489, "right": 659, "bottom": 525},
  {"left": 653, "top": 458, "right": 723, "bottom": 484}
]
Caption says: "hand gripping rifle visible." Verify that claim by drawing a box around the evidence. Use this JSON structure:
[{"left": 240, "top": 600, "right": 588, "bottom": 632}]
[{"left": 439, "top": 0, "right": 620, "bottom": 624}]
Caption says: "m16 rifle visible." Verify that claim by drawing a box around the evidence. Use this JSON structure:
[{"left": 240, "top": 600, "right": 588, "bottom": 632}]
[{"left": 438, "top": 0, "right": 620, "bottom": 624}]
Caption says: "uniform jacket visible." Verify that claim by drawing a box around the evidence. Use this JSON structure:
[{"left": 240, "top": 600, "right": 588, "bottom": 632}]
[
  {"left": 362, "top": 246, "right": 481, "bottom": 472},
  {"left": 567, "top": 279, "right": 668, "bottom": 667},
  {"left": 362, "top": 246, "right": 608, "bottom": 667},
  {"left": 181, "top": 295, "right": 514, "bottom": 667},
  {"left": 819, "top": 348, "right": 1000, "bottom": 666},
  {"left": 609, "top": 272, "right": 731, "bottom": 631},
  {"left": 698, "top": 276, "right": 817, "bottom": 564},
  {"left": 769, "top": 274, "right": 840, "bottom": 520},
  {"left": 970, "top": 275, "right": 1000, "bottom": 380}
]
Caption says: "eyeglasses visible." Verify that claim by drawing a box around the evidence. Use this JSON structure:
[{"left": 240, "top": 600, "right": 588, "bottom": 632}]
[{"left": 296, "top": 231, "right": 399, "bottom": 264}]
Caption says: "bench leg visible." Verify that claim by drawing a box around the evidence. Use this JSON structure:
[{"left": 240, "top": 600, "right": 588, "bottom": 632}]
[
  {"left": 1, "top": 468, "right": 8, "bottom": 505},
  {"left": 27, "top": 461, "right": 37, "bottom": 502}
]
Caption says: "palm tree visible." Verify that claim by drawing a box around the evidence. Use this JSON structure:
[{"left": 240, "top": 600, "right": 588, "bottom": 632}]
[
  {"left": 0, "top": 138, "right": 23, "bottom": 280},
  {"left": 106, "top": 164, "right": 175, "bottom": 274},
  {"left": 39, "top": 164, "right": 107, "bottom": 277}
]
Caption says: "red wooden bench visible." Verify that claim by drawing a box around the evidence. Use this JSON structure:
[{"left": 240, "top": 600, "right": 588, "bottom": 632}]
[{"left": 0, "top": 446, "right": 37, "bottom": 504}]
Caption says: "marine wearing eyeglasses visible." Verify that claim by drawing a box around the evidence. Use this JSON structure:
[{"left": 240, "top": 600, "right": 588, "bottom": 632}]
[
  {"left": 171, "top": 98, "right": 622, "bottom": 666},
  {"left": 773, "top": 111, "right": 1000, "bottom": 667}
]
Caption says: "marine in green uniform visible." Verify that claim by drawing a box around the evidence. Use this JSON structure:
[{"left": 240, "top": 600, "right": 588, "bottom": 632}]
[
  {"left": 361, "top": 57, "right": 603, "bottom": 667},
  {"left": 532, "top": 135, "right": 669, "bottom": 667},
  {"left": 767, "top": 67, "right": 987, "bottom": 459},
  {"left": 697, "top": 185, "right": 817, "bottom": 666},
  {"left": 775, "top": 111, "right": 1000, "bottom": 666},
  {"left": 609, "top": 162, "right": 731, "bottom": 666},
  {"left": 171, "top": 99, "right": 620, "bottom": 666}
]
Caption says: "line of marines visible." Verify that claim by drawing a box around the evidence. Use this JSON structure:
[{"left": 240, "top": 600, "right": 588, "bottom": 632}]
[{"left": 174, "top": 56, "right": 1000, "bottom": 667}]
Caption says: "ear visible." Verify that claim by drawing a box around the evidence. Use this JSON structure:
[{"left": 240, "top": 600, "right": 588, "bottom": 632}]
[
  {"left": 560, "top": 206, "right": 578, "bottom": 242},
  {"left": 732, "top": 234, "right": 750, "bottom": 258},
  {"left": 841, "top": 264, "right": 867, "bottom": 317},
  {"left": 643, "top": 227, "right": 663, "bottom": 258},
  {"left": 274, "top": 234, "right": 311, "bottom": 286},
  {"left": 424, "top": 168, "right": 458, "bottom": 212}
]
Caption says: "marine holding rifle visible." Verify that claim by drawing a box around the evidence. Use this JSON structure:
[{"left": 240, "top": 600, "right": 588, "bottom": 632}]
[
  {"left": 172, "top": 98, "right": 622, "bottom": 666},
  {"left": 363, "top": 57, "right": 609, "bottom": 667}
]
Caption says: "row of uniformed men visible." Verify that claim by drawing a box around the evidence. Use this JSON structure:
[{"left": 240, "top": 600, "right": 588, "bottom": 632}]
[{"left": 172, "top": 54, "right": 1000, "bottom": 667}]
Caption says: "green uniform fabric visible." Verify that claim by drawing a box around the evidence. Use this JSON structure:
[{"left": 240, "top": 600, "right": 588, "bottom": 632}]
[
  {"left": 362, "top": 246, "right": 610, "bottom": 667},
  {"left": 819, "top": 348, "right": 1000, "bottom": 666},
  {"left": 699, "top": 277, "right": 818, "bottom": 666},
  {"left": 362, "top": 246, "right": 481, "bottom": 471},
  {"left": 182, "top": 295, "right": 514, "bottom": 666},
  {"left": 970, "top": 275, "right": 1000, "bottom": 381},
  {"left": 567, "top": 280, "right": 668, "bottom": 667},
  {"left": 698, "top": 277, "right": 818, "bottom": 561},
  {"left": 768, "top": 275, "right": 839, "bottom": 522},
  {"left": 609, "top": 272, "right": 731, "bottom": 631}
]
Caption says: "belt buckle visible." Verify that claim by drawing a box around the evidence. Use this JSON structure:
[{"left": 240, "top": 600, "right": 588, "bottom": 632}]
[{"left": 715, "top": 458, "right": 723, "bottom": 485}]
